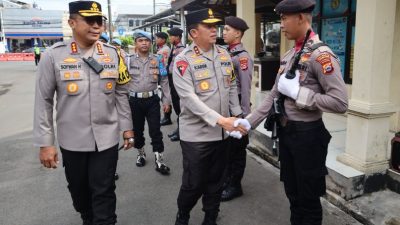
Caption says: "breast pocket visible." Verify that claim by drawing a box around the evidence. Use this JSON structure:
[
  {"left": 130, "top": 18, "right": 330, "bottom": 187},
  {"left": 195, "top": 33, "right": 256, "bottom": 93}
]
[
  {"left": 99, "top": 72, "right": 118, "bottom": 94},
  {"left": 60, "top": 70, "right": 85, "bottom": 96},
  {"left": 149, "top": 68, "right": 159, "bottom": 83},
  {"left": 193, "top": 69, "right": 215, "bottom": 94},
  {"left": 221, "top": 66, "right": 233, "bottom": 88}
]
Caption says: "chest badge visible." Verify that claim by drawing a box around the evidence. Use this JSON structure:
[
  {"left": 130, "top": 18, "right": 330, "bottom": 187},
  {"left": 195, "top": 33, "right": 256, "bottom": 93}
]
[
  {"left": 66, "top": 82, "right": 79, "bottom": 94},
  {"left": 199, "top": 80, "right": 210, "bottom": 91}
]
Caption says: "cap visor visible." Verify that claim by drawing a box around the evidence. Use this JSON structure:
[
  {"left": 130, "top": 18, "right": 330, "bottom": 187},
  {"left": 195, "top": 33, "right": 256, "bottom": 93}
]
[{"left": 202, "top": 18, "right": 222, "bottom": 24}]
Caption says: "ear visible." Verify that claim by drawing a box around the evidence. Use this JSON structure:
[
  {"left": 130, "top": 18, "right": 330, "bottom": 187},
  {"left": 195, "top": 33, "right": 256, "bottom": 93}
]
[
  {"left": 189, "top": 29, "right": 197, "bottom": 38},
  {"left": 298, "top": 13, "right": 305, "bottom": 24},
  {"left": 68, "top": 19, "right": 75, "bottom": 29}
]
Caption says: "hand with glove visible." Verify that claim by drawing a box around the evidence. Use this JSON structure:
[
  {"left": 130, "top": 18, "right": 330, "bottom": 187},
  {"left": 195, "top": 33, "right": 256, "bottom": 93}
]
[
  {"left": 226, "top": 130, "right": 243, "bottom": 139},
  {"left": 234, "top": 118, "right": 251, "bottom": 135},
  {"left": 277, "top": 70, "right": 300, "bottom": 100}
]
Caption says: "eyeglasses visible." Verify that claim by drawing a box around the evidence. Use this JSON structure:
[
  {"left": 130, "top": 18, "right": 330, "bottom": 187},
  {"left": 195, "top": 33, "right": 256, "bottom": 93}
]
[{"left": 81, "top": 16, "right": 103, "bottom": 26}]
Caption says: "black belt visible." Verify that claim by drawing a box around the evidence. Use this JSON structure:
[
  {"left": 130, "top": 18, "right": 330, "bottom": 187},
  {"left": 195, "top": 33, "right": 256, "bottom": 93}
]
[{"left": 284, "top": 118, "right": 323, "bottom": 132}]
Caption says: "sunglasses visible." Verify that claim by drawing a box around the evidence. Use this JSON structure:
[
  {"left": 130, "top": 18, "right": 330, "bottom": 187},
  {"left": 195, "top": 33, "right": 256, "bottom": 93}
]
[{"left": 81, "top": 16, "right": 103, "bottom": 26}]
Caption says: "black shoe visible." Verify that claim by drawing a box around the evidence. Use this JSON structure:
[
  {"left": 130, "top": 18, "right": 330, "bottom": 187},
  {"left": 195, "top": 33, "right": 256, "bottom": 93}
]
[
  {"left": 155, "top": 153, "right": 170, "bottom": 175},
  {"left": 114, "top": 173, "right": 119, "bottom": 180},
  {"left": 168, "top": 129, "right": 178, "bottom": 138},
  {"left": 170, "top": 133, "right": 180, "bottom": 142},
  {"left": 202, "top": 212, "right": 218, "bottom": 225},
  {"left": 221, "top": 185, "right": 243, "bottom": 202},
  {"left": 136, "top": 148, "right": 146, "bottom": 167},
  {"left": 175, "top": 211, "right": 190, "bottom": 225},
  {"left": 160, "top": 117, "right": 172, "bottom": 126}
]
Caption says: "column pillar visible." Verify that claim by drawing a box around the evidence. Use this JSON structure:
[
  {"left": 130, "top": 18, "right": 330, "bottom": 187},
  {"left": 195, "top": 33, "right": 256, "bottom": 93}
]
[
  {"left": 236, "top": 0, "right": 255, "bottom": 57},
  {"left": 337, "top": 0, "right": 398, "bottom": 174}
]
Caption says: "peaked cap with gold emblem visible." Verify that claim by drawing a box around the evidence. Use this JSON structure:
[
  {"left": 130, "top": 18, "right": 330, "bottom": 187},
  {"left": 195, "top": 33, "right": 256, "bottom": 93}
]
[
  {"left": 69, "top": 1, "right": 103, "bottom": 17},
  {"left": 185, "top": 8, "right": 222, "bottom": 26}
]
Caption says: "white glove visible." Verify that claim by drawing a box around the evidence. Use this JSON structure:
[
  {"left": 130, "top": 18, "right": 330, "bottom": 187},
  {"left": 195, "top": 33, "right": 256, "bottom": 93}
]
[
  {"left": 277, "top": 70, "right": 300, "bottom": 100},
  {"left": 233, "top": 118, "right": 251, "bottom": 131},
  {"left": 226, "top": 131, "right": 243, "bottom": 139}
]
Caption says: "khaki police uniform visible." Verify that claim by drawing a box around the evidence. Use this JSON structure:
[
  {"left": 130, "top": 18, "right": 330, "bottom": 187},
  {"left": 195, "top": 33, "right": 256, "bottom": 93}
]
[
  {"left": 125, "top": 52, "right": 170, "bottom": 152},
  {"left": 247, "top": 33, "right": 348, "bottom": 225},
  {"left": 222, "top": 28, "right": 254, "bottom": 200},
  {"left": 33, "top": 2, "right": 133, "bottom": 224},
  {"left": 34, "top": 26, "right": 132, "bottom": 225},
  {"left": 34, "top": 38, "right": 132, "bottom": 151},
  {"left": 173, "top": 39, "right": 242, "bottom": 222}
]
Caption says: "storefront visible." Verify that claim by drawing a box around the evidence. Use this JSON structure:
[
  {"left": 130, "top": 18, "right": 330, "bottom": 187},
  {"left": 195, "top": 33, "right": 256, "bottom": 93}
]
[{"left": 2, "top": 8, "right": 63, "bottom": 52}]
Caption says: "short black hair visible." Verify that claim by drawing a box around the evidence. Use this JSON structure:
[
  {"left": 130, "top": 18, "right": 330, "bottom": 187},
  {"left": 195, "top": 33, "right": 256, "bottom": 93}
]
[
  {"left": 187, "top": 24, "right": 199, "bottom": 38},
  {"left": 69, "top": 13, "right": 79, "bottom": 19}
]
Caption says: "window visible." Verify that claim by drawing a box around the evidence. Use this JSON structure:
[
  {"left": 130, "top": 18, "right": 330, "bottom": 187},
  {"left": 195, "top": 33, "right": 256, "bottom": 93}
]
[
  {"left": 136, "top": 20, "right": 140, "bottom": 27},
  {"left": 312, "top": 0, "right": 356, "bottom": 84},
  {"left": 129, "top": 19, "right": 134, "bottom": 27}
]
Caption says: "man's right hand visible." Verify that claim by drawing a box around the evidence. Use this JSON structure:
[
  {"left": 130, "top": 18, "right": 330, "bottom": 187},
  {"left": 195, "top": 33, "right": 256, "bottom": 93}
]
[
  {"left": 40, "top": 146, "right": 59, "bottom": 169},
  {"left": 217, "top": 117, "right": 248, "bottom": 135}
]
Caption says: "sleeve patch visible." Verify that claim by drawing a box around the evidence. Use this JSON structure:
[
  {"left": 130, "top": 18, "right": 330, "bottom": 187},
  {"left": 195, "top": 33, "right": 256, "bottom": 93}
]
[
  {"left": 176, "top": 60, "right": 189, "bottom": 76},
  {"left": 239, "top": 57, "right": 248, "bottom": 71},
  {"left": 316, "top": 53, "right": 334, "bottom": 75}
]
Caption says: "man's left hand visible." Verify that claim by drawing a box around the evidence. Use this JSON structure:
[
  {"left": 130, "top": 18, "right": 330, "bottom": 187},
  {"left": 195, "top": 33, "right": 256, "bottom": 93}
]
[{"left": 278, "top": 70, "right": 300, "bottom": 100}]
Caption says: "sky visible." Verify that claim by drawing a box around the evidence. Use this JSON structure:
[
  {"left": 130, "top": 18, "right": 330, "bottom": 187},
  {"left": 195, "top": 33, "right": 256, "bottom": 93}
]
[{"left": 30, "top": 0, "right": 171, "bottom": 14}]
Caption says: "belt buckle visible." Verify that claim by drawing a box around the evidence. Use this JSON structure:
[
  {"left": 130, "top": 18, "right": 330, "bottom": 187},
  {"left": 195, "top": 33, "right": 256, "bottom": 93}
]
[{"left": 142, "top": 92, "right": 149, "bottom": 98}]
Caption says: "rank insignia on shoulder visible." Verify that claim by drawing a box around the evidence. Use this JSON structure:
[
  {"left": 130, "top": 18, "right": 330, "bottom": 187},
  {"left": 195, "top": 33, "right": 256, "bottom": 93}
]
[
  {"left": 316, "top": 53, "right": 334, "bottom": 75},
  {"left": 300, "top": 53, "right": 311, "bottom": 63},
  {"left": 239, "top": 57, "right": 248, "bottom": 70},
  {"left": 176, "top": 60, "right": 189, "bottom": 76}
]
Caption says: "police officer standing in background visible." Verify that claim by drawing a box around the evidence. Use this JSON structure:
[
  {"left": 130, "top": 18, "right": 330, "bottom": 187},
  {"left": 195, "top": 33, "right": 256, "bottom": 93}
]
[
  {"left": 173, "top": 9, "right": 247, "bottom": 225},
  {"left": 234, "top": 0, "right": 348, "bottom": 224},
  {"left": 221, "top": 16, "right": 253, "bottom": 202},
  {"left": 34, "top": 1, "right": 134, "bottom": 225},
  {"left": 166, "top": 27, "right": 185, "bottom": 142},
  {"left": 155, "top": 32, "right": 173, "bottom": 126},
  {"left": 126, "top": 30, "right": 171, "bottom": 175}
]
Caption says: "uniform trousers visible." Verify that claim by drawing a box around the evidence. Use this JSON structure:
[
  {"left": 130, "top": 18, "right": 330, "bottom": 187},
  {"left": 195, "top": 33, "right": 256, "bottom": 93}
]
[
  {"left": 278, "top": 119, "right": 331, "bottom": 225},
  {"left": 60, "top": 144, "right": 118, "bottom": 225},
  {"left": 177, "top": 140, "right": 228, "bottom": 214},
  {"left": 129, "top": 95, "right": 164, "bottom": 152},
  {"left": 224, "top": 136, "right": 249, "bottom": 186}
]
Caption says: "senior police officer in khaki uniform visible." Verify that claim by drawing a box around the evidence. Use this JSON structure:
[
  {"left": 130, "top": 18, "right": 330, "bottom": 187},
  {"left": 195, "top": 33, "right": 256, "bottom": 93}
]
[
  {"left": 33, "top": 1, "right": 134, "bottom": 225},
  {"left": 173, "top": 9, "right": 247, "bottom": 225},
  {"left": 155, "top": 32, "right": 173, "bottom": 126},
  {"left": 235, "top": 0, "right": 348, "bottom": 224},
  {"left": 220, "top": 16, "right": 254, "bottom": 202},
  {"left": 126, "top": 30, "right": 171, "bottom": 175},
  {"left": 166, "top": 27, "right": 185, "bottom": 142}
]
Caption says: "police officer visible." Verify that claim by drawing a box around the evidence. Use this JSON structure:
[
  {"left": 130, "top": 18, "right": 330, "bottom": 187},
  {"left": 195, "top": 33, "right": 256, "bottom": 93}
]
[
  {"left": 166, "top": 27, "right": 185, "bottom": 142},
  {"left": 221, "top": 16, "right": 253, "bottom": 202},
  {"left": 155, "top": 31, "right": 173, "bottom": 126},
  {"left": 99, "top": 32, "right": 109, "bottom": 43},
  {"left": 173, "top": 9, "right": 247, "bottom": 225},
  {"left": 33, "top": 1, "right": 134, "bottom": 225},
  {"left": 126, "top": 30, "right": 171, "bottom": 175},
  {"left": 234, "top": 0, "right": 348, "bottom": 224}
]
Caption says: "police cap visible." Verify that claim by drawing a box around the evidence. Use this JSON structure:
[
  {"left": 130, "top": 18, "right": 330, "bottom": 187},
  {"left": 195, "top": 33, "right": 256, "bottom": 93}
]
[
  {"left": 99, "top": 32, "right": 109, "bottom": 42},
  {"left": 155, "top": 32, "right": 168, "bottom": 40},
  {"left": 185, "top": 8, "right": 222, "bottom": 27},
  {"left": 167, "top": 27, "right": 183, "bottom": 36},
  {"left": 133, "top": 30, "right": 152, "bottom": 41},
  {"left": 225, "top": 16, "right": 249, "bottom": 32},
  {"left": 274, "top": 0, "right": 316, "bottom": 14},
  {"left": 69, "top": 1, "right": 103, "bottom": 17}
]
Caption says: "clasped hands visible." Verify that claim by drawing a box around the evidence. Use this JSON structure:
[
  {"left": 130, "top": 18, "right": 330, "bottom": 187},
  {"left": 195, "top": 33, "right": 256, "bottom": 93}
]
[{"left": 217, "top": 117, "right": 251, "bottom": 139}]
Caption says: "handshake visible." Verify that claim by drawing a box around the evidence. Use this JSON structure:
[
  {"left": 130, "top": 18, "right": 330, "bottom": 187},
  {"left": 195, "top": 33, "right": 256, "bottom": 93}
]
[{"left": 217, "top": 117, "right": 251, "bottom": 139}]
